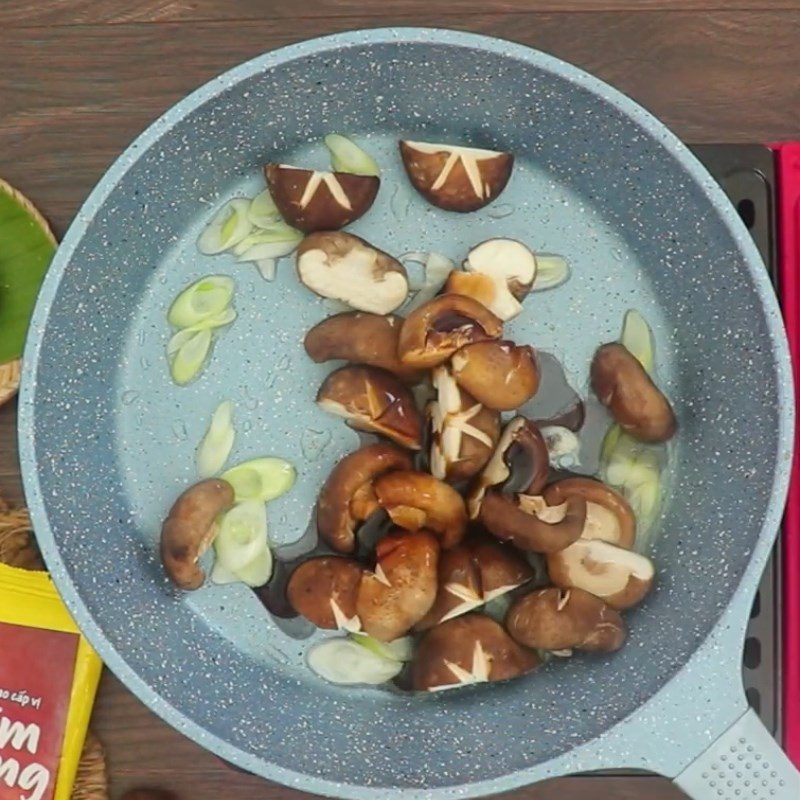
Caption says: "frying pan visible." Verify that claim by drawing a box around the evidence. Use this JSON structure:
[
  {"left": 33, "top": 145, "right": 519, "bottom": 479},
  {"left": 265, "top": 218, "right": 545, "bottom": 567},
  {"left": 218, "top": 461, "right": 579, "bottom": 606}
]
[{"left": 17, "top": 28, "right": 800, "bottom": 800}]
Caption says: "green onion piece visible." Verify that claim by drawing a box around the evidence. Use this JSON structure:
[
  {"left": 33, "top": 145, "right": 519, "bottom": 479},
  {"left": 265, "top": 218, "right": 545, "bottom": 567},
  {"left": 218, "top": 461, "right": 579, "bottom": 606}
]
[
  {"left": 168, "top": 328, "right": 212, "bottom": 386},
  {"left": 214, "top": 500, "right": 268, "bottom": 572},
  {"left": 198, "top": 198, "right": 252, "bottom": 255},
  {"left": 236, "top": 238, "right": 300, "bottom": 264},
  {"left": 247, "top": 189, "right": 281, "bottom": 228},
  {"left": 197, "top": 400, "right": 235, "bottom": 478},
  {"left": 232, "top": 225, "right": 302, "bottom": 256},
  {"left": 255, "top": 259, "right": 276, "bottom": 281},
  {"left": 620, "top": 309, "right": 655, "bottom": 374},
  {"left": 324, "top": 133, "right": 381, "bottom": 177},
  {"left": 350, "top": 633, "right": 413, "bottom": 662},
  {"left": 168, "top": 275, "right": 234, "bottom": 328},
  {"left": 532, "top": 253, "right": 570, "bottom": 291},
  {"left": 307, "top": 639, "right": 403, "bottom": 685},
  {"left": 221, "top": 457, "right": 297, "bottom": 503}
]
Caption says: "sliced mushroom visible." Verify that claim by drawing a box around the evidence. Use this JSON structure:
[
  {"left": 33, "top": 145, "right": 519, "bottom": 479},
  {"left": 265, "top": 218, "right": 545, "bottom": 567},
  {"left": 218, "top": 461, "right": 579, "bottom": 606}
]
[
  {"left": 160, "top": 479, "right": 235, "bottom": 590},
  {"left": 444, "top": 272, "right": 521, "bottom": 322},
  {"left": 428, "top": 365, "right": 500, "bottom": 482},
  {"left": 467, "top": 416, "right": 549, "bottom": 518},
  {"left": 463, "top": 239, "right": 537, "bottom": 301},
  {"left": 374, "top": 470, "right": 468, "bottom": 549},
  {"left": 265, "top": 164, "right": 379, "bottom": 232},
  {"left": 398, "top": 294, "right": 503, "bottom": 369},
  {"left": 543, "top": 477, "right": 636, "bottom": 549},
  {"left": 297, "top": 232, "right": 409, "bottom": 315},
  {"left": 304, "top": 312, "right": 423, "bottom": 383},
  {"left": 356, "top": 530, "right": 439, "bottom": 641},
  {"left": 590, "top": 343, "right": 677, "bottom": 443},
  {"left": 399, "top": 141, "right": 513, "bottom": 212},
  {"left": 506, "top": 587, "right": 626, "bottom": 653},
  {"left": 547, "top": 539, "right": 655, "bottom": 610},
  {"left": 412, "top": 614, "right": 540, "bottom": 691},
  {"left": 316, "top": 365, "right": 423, "bottom": 450},
  {"left": 479, "top": 492, "right": 587, "bottom": 553},
  {"left": 286, "top": 556, "right": 364, "bottom": 630},
  {"left": 316, "top": 443, "right": 413, "bottom": 553},
  {"left": 450, "top": 341, "right": 540, "bottom": 411},
  {"left": 415, "top": 537, "right": 533, "bottom": 630}
]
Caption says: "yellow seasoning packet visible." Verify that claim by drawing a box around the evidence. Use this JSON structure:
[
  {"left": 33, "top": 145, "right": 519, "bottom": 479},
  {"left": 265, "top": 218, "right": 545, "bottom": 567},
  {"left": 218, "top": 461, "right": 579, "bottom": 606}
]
[{"left": 0, "top": 562, "right": 102, "bottom": 800}]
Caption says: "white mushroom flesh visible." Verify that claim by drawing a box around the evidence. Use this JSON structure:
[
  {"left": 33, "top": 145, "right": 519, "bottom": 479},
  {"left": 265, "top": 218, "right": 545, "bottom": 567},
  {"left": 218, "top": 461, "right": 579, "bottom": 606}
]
[
  {"left": 555, "top": 539, "right": 654, "bottom": 599},
  {"left": 517, "top": 495, "right": 569, "bottom": 523},
  {"left": 464, "top": 238, "right": 537, "bottom": 294},
  {"left": 297, "top": 169, "right": 353, "bottom": 211},
  {"left": 582, "top": 502, "right": 623, "bottom": 544}
]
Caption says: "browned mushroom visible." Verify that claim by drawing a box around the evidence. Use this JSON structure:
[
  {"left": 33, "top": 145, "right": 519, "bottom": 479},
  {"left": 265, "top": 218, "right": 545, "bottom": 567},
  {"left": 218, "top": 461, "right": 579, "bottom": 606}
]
[
  {"left": 297, "top": 232, "right": 409, "bottom": 315},
  {"left": 450, "top": 340, "right": 540, "bottom": 411},
  {"left": 374, "top": 470, "right": 468, "bottom": 549},
  {"left": 397, "top": 294, "right": 503, "bottom": 369},
  {"left": 543, "top": 477, "right": 636, "bottom": 549},
  {"left": 415, "top": 537, "right": 533, "bottom": 630},
  {"left": 265, "top": 164, "right": 379, "bottom": 232},
  {"left": 412, "top": 614, "right": 540, "bottom": 691},
  {"left": 428, "top": 365, "right": 500, "bottom": 482},
  {"left": 286, "top": 556, "right": 364, "bottom": 630},
  {"left": 467, "top": 416, "right": 549, "bottom": 518},
  {"left": 505, "top": 587, "right": 626, "bottom": 654},
  {"left": 316, "top": 365, "right": 423, "bottom": 450},
  {"left": 399, "top": 141, "right": 513, "bottom": 212},
  {"left": 547, "top": 539, "right": 655, "bottom": 610},
  {"left": 160, "top": 479, "right": 234, "bottom": 590},
  {"left": 316, "top": 443, "right": 413, "bottom": 553},
  {"left": 304, "top": 312, "right": 423, "bottom": 383},
  {"left": 356, "top": 530, "right": 439, "bottom": 641},
  {"left": 590, "top": 343, "right": 677, "bottom": 443},
  {"left": 479, "top": 492, "right": 587, "bottom": 553}
]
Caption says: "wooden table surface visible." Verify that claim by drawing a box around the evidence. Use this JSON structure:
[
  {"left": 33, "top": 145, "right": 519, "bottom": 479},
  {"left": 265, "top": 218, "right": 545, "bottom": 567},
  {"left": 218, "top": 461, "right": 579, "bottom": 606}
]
[{"left": 2, "top": 1, "right": 799, "bottom": 798}]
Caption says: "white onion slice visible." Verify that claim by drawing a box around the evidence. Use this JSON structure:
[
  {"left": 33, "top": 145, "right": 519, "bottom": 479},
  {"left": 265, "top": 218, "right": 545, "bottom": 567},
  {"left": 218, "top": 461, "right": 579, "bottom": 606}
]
[
  {"left": 168, "top": 275, "right": 235, "bottom": 328},
  {"left": 307, "top": 639, "right": 403, "bottom": 685},
  {"left": 197, "top": 400, "right": 235, "bottom": 478},
  {"left": 232, "top": 547, "right": 274, "bottom": 587},
  {"left": 247, "top": 189, "right": 281, "bottom": 228},
  {"left": 324, "top": 134, "right": 381, "bottom": 177},
  {"left": 168, "top": 328, "right": 212, "bottom": 386},
  {"left": 221, "top": 457, "right": 297, "bottom": 503},
  {"left": 198, "top": 199, "right": 252, "bottom": 255},
  {"left": 620, "top": 309, "right": 655, "bottom": 374},
  {"left": 532, "top": 253, "right": 570, "bottom": 291}
]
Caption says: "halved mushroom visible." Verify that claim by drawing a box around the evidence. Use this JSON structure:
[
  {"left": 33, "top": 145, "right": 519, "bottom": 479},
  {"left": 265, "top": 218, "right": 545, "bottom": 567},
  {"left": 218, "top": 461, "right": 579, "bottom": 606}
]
[
  {"left": 464, "top": 239, "right": 537, "bottom": 301},
  {"left": 286, "top": 556, "right": 364, "bottom": 630},
  {"left": 304, "top": 312, "right": 423, "bottom": 383},
  {"left": 316, "top": 365, "right": 423, "bottom": 450},
  {"left": 450, "top": 341, "right": 540, "bottom": 411},
  {"left": 547, "top": 539, "right": 655, "bottom": 610},
  {"left": 544, "top": 477, "right": 636, "bottom": 549},
  {"left": 415, "top": 537, "right": 533, "bottom": 630},
  {"left": 399, "top": 141, "right": 513, "bottom": 212},
  {"left": 590, "top": 343, "right": 677, "bottom": 443},
  {"left": 412, "top": 614, "right": 540, "bottom": 691},
  {"left": 398, "top": 294, "right": 503, "bottom": 369},
  {"left": 160, "top": 478, "right": 235, "bottom": 590},
  {"left": 316, "top": 443, "right": 413, "bottom": 553},
  {"left": 374, "top": 470, "right": 468, "bottom": 549},
  {"left": 356, "top": 530, "right": 439, "bottom": 641},
  {"left": 506, "top": 587, "right": 626, "bottom": 653},
  {"left": 297, "top": 232, "right": 409, "bottom": 315},
  {"left": 444, "top": 272, "right": 521, "bottom": 323},
  {"left": 479, "top": 492, "right": 587, "bottom": 553},
  {"left": 265, "top": 164, "right": 379, "bottom": 232},
  {"left": 467, "top": 416, "right": 549, "bottom": 519},
  {"left": 428, "top": 365, "right": 500, "bottom": 482}
]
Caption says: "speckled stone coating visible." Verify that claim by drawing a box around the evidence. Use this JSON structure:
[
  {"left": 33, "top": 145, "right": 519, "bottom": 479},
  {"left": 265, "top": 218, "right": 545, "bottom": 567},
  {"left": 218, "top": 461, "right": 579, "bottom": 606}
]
[{"left": 17, "top": 28, "right": 793, "bottom": 799}]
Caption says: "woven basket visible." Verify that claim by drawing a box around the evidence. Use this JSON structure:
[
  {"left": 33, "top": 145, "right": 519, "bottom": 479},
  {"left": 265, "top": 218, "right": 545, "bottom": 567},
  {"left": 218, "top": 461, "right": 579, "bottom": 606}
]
[
  {"left": 0, "top": 497, "right": 108, "bottom": 800},
  {"left": 0, "top": 179, "right": 57, "bottom": 407}
]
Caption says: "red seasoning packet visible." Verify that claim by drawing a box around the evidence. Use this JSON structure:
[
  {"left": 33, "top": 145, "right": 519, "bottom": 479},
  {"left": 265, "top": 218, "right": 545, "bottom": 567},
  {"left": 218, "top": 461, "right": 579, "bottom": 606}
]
[{"left": 0, "top": 562, "right": 102, "bottom": 800}]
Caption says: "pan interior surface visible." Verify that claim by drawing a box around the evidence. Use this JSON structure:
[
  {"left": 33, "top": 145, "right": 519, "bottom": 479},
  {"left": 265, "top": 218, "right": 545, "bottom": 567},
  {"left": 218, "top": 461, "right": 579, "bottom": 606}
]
[{"left": 22, "top": 33, "right": 787, "bottom": 795}]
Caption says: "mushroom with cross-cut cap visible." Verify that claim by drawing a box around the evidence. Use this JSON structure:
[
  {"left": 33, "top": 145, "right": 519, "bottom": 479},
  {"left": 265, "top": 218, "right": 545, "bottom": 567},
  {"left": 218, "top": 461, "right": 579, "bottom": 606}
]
[{"left": 286, "top": 556, "right": 364, "bottom": 631}]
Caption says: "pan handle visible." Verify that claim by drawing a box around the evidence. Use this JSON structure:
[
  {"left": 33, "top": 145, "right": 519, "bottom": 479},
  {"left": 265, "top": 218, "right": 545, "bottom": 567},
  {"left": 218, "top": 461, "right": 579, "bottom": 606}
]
[{"left": 674, "top": 707, "right": 799, "bottom": 799}]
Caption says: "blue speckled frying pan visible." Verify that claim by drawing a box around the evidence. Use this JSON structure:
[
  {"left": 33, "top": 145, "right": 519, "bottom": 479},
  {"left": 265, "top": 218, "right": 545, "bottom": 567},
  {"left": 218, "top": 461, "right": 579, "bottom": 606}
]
[{"left": 18, "top": 28, "right": 800, "bottom": 799}]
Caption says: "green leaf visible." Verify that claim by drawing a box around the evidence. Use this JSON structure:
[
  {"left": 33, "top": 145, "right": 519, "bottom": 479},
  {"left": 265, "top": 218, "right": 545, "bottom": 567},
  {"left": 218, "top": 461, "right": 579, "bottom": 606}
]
[{"left": 0, "top": 181, "right": 56, "bottom": 364}]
